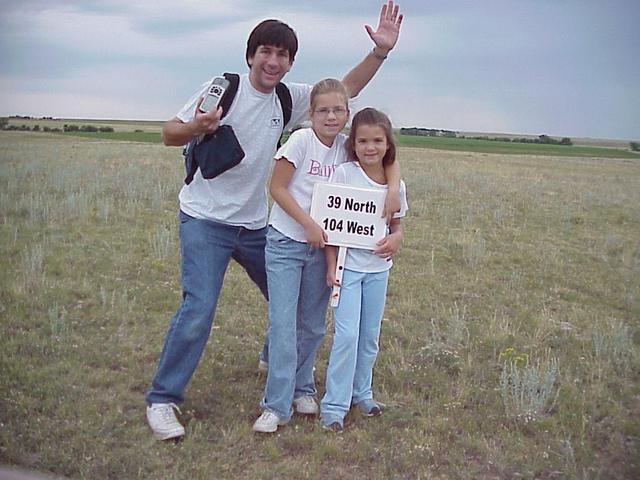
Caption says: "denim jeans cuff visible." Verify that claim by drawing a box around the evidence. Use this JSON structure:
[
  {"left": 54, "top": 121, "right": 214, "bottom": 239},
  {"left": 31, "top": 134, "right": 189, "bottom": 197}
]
[
  {"left": 320, "top": 414, "right": 344, "bottom": 428},
  {"left": 354, "top": 398, "right": 381, "bottom": 415}
]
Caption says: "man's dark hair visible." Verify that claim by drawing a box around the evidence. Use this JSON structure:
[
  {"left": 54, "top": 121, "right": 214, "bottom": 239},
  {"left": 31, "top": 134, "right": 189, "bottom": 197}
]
[{"left": 245, "top": 19, "right": 298, "bottom": 67}]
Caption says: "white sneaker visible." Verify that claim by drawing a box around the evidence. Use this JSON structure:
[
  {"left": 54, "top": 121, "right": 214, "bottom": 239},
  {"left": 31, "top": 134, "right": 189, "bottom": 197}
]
[
  {"left": 293, "top": 395, "right": 319, "bottom": 415},
  {"left": 146, "top": 403, "right": 185, "bottom": 440},
  {"left": 258, "top": 359, "right": 268, "bottom": 373},
  {"left": 252, "top": 410, "right": 288, "bottom": 433}
]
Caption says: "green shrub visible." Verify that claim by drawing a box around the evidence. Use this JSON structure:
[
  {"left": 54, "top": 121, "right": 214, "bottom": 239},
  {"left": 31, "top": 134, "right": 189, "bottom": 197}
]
[{"left": 500, "top": 355, "right": 559, "bottom": 423}]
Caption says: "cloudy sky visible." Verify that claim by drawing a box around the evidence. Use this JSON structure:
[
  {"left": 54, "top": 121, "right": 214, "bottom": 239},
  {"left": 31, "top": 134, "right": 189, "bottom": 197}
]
[{"left": 1, "top": 0, "right": 638, "bottom": 140}]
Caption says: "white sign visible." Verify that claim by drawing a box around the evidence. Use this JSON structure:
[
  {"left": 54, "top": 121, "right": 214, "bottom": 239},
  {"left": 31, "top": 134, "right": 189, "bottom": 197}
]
[{"left": 310, "top": 182, "right": 387, "bottom": 250}]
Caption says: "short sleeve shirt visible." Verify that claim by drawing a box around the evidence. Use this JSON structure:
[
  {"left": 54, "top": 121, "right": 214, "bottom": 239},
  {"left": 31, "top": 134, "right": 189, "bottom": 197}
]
[
  {"left": 269, "top": 128, "right": 348, "bottom": 242},
  {"left": 330, "top": 162, "right": 408, "bottom": 272}
]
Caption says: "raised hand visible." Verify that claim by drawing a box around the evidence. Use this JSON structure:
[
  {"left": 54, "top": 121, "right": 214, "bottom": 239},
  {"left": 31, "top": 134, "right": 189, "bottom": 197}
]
[{"left": 365, "top": 1, "right": 404, "bottom": 52}]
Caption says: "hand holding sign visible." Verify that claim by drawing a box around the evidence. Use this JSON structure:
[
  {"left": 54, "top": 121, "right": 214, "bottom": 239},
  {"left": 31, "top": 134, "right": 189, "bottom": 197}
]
[{"left": 302, "top": 218, "right": 328, "bottom": 249}]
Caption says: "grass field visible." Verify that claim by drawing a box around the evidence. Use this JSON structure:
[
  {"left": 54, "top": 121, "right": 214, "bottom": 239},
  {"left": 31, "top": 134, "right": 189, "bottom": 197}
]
[
  {"left": 0, "top": 130, "right": 639, "bottom": 479},
  {"left": 396, "top": 136, "right": 640, "bottom": 159},
  {"left": 60, "top": 131, "right": 163, "bottom": 143}
]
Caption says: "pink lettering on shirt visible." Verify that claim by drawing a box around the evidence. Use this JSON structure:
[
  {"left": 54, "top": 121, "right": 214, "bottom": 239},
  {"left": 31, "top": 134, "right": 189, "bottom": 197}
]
[{"left": 307, "top": 159, "right": 337, "bottom": 178}]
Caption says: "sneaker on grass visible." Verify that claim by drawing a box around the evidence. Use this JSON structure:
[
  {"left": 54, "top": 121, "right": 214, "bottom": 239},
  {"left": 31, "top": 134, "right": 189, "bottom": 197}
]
[
  {"left": 320, "top": 416, "right": 344, "bottom": 433},
  {"left": 146, "top": 403, "right": 185, "bottom": 441},
  {"left": 293, "top": 395, "right": 319, "bottom": 415},
  {"left": 252, "top": 410, "right": 288, "bottom": 433},
  {"left": 355, "top": 399, "right": 383, "bottom": 417},
  {"left": 322, "top": 421, "right": 344, "bottom": 433}
]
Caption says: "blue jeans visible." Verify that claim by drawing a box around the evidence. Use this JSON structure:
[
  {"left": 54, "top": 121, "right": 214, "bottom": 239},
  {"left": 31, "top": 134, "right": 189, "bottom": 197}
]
[
  {"left": 260, "top": 227, "right": 330, "bottom": 419},
  {"left": 145, "top": 211, "right": 268, "bottom": 405},
  {"left": 320, "top": 268, "right": 389, "bottom": 422}
]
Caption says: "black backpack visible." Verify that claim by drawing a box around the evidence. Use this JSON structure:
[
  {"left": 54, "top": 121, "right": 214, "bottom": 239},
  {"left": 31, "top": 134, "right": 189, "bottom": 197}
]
[{"left": 183, "top": 72, "right": 293, "bottom": 185}]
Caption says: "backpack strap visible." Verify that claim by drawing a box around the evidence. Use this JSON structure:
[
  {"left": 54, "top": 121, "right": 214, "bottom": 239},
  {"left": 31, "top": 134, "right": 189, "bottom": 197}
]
[
  {"left": 220, "top": 73, "right": 240, "bottom": 119},
  {"left": 275, "top": 82, "right": 292, "bottom": 130},
  {"left": 275, "top": 82, "right": 292, "bottom": 148}
]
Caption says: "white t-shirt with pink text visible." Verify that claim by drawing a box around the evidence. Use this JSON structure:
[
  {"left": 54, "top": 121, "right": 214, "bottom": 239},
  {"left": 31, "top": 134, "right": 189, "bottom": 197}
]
[{"left": 269, "top": 128, "right": 348, "bottom": 242}]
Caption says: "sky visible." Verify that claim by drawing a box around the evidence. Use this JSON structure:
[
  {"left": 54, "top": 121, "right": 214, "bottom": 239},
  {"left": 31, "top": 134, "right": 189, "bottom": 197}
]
[{"left": 1, "top": 0, "right": 638, "bottom": 140}]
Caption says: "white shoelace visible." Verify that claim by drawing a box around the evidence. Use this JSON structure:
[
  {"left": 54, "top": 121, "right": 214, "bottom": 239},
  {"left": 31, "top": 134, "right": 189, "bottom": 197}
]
[
  {"left": 260, "top": 411, "right": 278, "bottom": 422},
  {"left": 296, "top": 397, "right": 314, "bottom": 407},
  {"left": 158, "top": 403, "right": 181, "bottom": 421}
]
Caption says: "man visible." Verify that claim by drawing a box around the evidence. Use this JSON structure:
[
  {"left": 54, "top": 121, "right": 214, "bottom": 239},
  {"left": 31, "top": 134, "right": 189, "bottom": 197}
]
[{"left": 146, "top": 2, "right": 404, "bottom": 440}]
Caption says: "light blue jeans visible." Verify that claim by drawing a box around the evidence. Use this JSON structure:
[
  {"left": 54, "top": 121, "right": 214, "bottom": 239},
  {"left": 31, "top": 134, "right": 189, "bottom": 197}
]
[
  {"left": 260, "top": 227, "right": 330, "bottom": 419},
  {"left": 146, "top": 211, "right": 269, "bottom": 405},
  {"left": 320, "top": 268, "right": 389, "bottom": 423}
]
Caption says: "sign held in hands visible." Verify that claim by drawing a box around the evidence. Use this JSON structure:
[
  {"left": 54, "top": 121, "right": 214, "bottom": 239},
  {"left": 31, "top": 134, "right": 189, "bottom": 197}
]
[
  {"left": 310, "top": 182, "right": 388, "bottom": 307},
  {"left": 310, "top": 182, "right": 387, "bottom": 250}
]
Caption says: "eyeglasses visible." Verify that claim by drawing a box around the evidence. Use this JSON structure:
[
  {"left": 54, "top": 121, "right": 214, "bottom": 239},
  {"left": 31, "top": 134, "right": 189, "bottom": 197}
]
[{"left": 313, "top": 107, "right": 348, "bottom": 117}]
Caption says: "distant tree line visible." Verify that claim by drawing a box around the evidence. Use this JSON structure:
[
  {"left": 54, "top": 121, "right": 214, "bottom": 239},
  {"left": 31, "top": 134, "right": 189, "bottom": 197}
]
[
  {"left": 467, "top": 134, "right": 573, "bottom": 146},
  {"left": 631, "top": 142, "right": 640, "bottom": 152},
  {"left": 0, "top": 118, "right": 113, "bottom": 133},
  {"left": 400, "top": 127, "right": 457, "bottom": 138},
  {"left": 0, "top": 120, "right": 58, "bottom": 132},
  {"left": 61, "top": 124, "right": 114, "bottom": 132},
  {"left": 6, "top": 115, "right": 43, "bottom": 119},
  {"left": 400, "top": 127, "right": 573, "bottom": 146},
  {"left": 2, "top": 124, "right": 49, "bottom": 131}
]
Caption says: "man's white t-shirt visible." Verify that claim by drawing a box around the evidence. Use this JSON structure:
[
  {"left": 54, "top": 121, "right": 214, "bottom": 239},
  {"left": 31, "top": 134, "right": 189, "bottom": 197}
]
[
  {"left": 175, "top": 74, "right": 312, "bottom": 229},
  {"left": 269, "top": 128, "right": 348, "bottom": 243},
  {"left": 330, "top": 162, "right": 408, "bottom": 273}
]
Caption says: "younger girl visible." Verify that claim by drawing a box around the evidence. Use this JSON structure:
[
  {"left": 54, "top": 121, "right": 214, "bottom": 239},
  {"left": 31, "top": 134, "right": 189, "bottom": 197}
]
[
  {"left": 254, "top": 82, "right": 401, "bottom": 433},
  {"left": 320, "top": 107, "right": 408, "bottom": 432}
]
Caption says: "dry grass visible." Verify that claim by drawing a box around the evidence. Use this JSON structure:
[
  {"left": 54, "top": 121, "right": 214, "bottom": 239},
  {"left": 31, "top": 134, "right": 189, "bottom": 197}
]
[{"left": 1, "top": 131, "right": 639, "bottom": 479}]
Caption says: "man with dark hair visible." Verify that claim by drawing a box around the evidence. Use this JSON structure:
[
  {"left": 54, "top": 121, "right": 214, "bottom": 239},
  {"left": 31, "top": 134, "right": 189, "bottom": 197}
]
[
  {"left": 146, "top": 2, "right": 404, "bottom": 441},
  {"left": 245, "top": 19, "right": 299, "bottom": 66}
]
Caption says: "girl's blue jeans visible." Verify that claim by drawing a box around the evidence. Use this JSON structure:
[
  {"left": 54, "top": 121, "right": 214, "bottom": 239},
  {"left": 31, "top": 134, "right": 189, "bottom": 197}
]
[
  {"left": 145, "top": 211, "right": 269, "bottom": 405},
  {"left": 320, "top": 268, "right": 389, "bottom": 423},
  {"left": 260, "top": 227, "right": 330, "bottom": 419}
]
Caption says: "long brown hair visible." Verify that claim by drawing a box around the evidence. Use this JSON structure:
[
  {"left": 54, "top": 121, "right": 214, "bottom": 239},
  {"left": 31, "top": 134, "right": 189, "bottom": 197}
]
[{"left": 346, "top": 107, "right": 396, "bottom": 166}]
